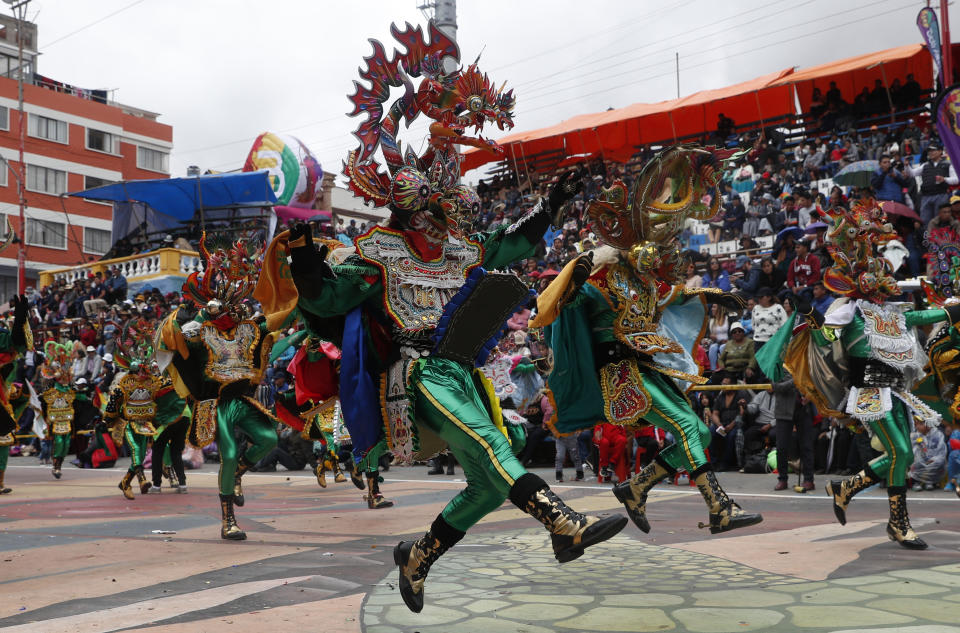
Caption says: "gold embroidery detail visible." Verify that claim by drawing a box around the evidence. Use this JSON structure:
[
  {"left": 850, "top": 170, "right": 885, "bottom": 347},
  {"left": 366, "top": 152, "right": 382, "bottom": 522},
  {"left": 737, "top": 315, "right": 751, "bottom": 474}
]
[{"left": 599, "top": 358, "right": 652, "bottom": 425}]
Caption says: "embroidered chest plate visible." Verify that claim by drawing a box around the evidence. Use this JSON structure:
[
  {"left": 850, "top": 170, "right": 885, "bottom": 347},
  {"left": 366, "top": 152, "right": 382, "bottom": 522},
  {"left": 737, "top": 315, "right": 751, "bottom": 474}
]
[
  {"left": 593, "top": 264, "right": 682, "bottom": 355},
  {"left": 43, "top": 388, "right": 75, "bottom": 434},
  {"left": 599, "top": 358, "right": 652, "bottom": 425},
  {"left": 201, "top": 321, "right": 260, "bottom": 383},
  {"left": 118, "top": 375, "right": 158, "bottom": 422},
  {"left": 356, "top": 227, "right": 482, "bottom": 333}
]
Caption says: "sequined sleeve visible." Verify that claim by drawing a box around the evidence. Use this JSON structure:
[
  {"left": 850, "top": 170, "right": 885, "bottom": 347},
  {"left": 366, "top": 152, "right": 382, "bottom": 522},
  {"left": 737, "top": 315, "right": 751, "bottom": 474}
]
[
  {"left": 905, "top": 308, "right": 949, "bottom": 328},
  {"left": 296, "top": 260, "right": 384, "bottom": 319}
]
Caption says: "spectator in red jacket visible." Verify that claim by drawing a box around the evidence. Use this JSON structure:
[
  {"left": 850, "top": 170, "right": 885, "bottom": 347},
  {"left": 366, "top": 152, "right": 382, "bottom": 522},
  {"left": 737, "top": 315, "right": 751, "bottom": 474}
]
[
  {"left": 594, "top": 423, "right": 628, "bottom": 484},
  {"left": 788, "top": 239, "right": 821, "bottom": 302}
]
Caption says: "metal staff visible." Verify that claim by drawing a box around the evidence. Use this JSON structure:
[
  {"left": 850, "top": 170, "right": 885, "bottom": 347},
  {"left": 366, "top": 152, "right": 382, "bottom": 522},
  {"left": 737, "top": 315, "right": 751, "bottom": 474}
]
[{"left": 688, "top": 384, "right": 772, "bottom": 392}]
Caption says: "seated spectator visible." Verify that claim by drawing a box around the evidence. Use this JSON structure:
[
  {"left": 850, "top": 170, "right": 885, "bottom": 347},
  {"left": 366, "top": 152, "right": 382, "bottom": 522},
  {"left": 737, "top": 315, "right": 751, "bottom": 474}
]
[
  {"left": 751, "top": 288, "right": 788, "bottom": 349},
  {"left": 927, "top": 202, "right": 960, "bottom": 238},
  {"left": 702, "top": 256, "right": 731, "bottom": 291},
  {"left": 594, "top": 422, "right": 628, "bottom": 484},
  {"left": 731, "top": 255, "right": 760, "bottom": 297},
  {"left": 633, "top": 426, "right": 663, "bottom": 472},
  {"left": 743, "top": 388, "right": 776, "bottom": 472},
  {"left": 707, "top": 304, "right": 730, "bottom": 371},
  {"left": 757, "top": 257, "right": 787, "bottom": 296},
  {"left": 910, "top": 419, "right": 947, "bottom": 491},
  {"left": 788, "top": 239, "right": 821, "bottom": 302},
  {"left": 684, "top": 261, "right": 703, "bottom": 289},
  {"left": 810, "top": 281, "right": 835, "bottom": 315},
  {"left": 718, "top": 322, "right": 757, "bottom": 381}
]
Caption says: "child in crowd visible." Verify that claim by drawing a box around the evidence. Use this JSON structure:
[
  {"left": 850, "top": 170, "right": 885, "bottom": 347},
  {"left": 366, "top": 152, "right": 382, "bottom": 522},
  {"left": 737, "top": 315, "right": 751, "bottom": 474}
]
[{"left": 909, "top": 419, "right": 947, "bottom": 491}]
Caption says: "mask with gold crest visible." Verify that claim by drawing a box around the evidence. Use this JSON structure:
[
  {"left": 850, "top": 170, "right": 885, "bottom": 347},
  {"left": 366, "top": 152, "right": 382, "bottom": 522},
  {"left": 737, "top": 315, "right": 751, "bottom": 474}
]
[
  {"left": 343, "top": 21, "right": 514, "bottom": 242},
  {"left": 821, "top": 198, "right": 900, "bottom": 303},
  {"left": 40, "top": 341, "right": 76, "bottom": 384},
  {"left": 182, "top": 233, "right": 264, "bottom": 324},
  {"left": 586, "top": 145, "right": 732, "bottom": 280}
]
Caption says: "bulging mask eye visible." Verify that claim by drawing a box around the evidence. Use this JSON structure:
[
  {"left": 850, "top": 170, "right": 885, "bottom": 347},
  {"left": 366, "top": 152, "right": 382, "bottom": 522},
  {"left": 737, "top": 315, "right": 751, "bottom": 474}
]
[{"left": 467, "top": 95, "right": 483, "bottom": 112}]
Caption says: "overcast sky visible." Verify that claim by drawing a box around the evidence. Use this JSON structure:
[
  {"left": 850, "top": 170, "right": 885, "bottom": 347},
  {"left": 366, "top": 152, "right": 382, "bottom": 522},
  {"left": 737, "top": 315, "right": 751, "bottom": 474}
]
[{"left": 22, "top": 0, "right": 952, "bottom": 184}]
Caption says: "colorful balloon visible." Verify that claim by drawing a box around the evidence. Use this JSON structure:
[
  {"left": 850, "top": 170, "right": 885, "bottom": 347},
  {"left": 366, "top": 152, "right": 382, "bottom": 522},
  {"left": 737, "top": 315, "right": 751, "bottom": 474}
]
[{"left": 243, "top": 132, "right": 323, "bottom": 207}]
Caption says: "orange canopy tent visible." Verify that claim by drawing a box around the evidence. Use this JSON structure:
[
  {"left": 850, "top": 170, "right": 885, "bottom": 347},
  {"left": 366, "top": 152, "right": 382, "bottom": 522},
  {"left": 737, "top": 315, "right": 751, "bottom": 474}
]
[
  {"left": 462, "top": 68, "right": 796, "bottom": 173},
  {"left": 769, "top": 44, "right": 932, "bottom": 113}
]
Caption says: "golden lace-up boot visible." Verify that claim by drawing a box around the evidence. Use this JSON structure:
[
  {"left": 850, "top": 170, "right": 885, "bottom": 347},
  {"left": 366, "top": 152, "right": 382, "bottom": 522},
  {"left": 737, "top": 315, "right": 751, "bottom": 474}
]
[
  {"left": 219, "top": 493, "right": 247, "bottom": 540},
  {"left": 365, "top": 472, "right": 394, "bottom": 509},
  {"left": 135, "top": 466, "right": 152, "bottom": 495},
  {"left": 346, "top": 459, "right": 364, "bottom": 490},
  {"left": 612, "top": 457, "right": 675, "bottom": 533},
  {"left": 394, "top": 516, "right": 464, "bottom": 613},
  {"left": 886, "top": 486, "right": 927, "bottom": 550},
  {"left": 693, "top": 464, "right": 763, "bottom": 534},
  {"left": 0, "top": 470, "right": 11, "bottom": 494},
  {"left": 233, "top": 458, "right": 253, "bottom": 507},
  {"left": 52, "top": 457, "right": 63, "bottom": 479},
  {"left": 331, "top": 457, "right": 346, "bottom": 483},
  {"left": 118, "top": 470, "right": 135, "bottom": 500},
  {"left": 509, "top": 473, "right": 627, "bottom": 563},
  {"left": 315, "top": 460, "right": 327, "bottom": 488},
  {"left": 825, "top": 466, "right": 880, "bottom": 526}
]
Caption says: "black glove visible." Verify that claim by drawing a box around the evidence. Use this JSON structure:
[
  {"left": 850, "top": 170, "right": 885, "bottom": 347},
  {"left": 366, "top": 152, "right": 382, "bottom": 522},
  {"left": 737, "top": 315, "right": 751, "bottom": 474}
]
[
  {"left": 703, "top": 291, "right": 746, "bottom": 313},
  {"left": 547, "top": 170, "right": 584, "bottom": 218},
  {"left": 946, "top": 303, "right": 960, "bottom": 327},
  {"left": 797, "top": 300, "right": 825, "bottom": 329},
  {"left": 572, "top": 252, "right": 594, "bottom": 288},
  {"left": 289, "top": 223, "right": 335, "bottom": 282}
]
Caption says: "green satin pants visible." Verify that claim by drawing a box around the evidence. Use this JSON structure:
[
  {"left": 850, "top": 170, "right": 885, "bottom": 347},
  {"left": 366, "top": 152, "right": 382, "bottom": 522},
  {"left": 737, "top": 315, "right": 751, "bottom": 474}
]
[
  {"left": 0, "top": 446, "right": 8, "bottom": 470},
  {"left": 52, "top": 434, "right": 71, "bottom": 459},
  {"left": 124, "top": 425, "right": 149, "bottom": 473},
  {"left": 866, "top": 400, "right": 914, "bottom": 487},
  {"left": 639, "top": 369, "right": 712, "bottom": 473},
  {"left": 216, "top": 398, "right": 278, "bottom": 495},
  {"left": 411, "top": 358, "right": 527, "bottom": 533}
]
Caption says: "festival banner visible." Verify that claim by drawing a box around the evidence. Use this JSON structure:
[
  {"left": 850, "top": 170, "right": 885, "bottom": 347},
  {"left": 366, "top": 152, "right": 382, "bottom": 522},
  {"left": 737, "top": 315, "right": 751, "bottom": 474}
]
[
  {"left": 918, "top": 7, "right": 945, "bottom": 88},
  {"left": 935, "top": 84, "right": 960, "bottom": 169}
]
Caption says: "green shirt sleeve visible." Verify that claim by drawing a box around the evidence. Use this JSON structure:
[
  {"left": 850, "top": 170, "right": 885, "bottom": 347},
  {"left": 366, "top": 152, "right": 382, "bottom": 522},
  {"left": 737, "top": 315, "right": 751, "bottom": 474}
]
[
  {"left": 905, "top": 308, "right": 949, "bottom": 327},
  {"left": 296, "top": 261, "right": 384, "bottom": 318},
  {"left": 477, "top": 224, "right": 540, "bottom": 270}
]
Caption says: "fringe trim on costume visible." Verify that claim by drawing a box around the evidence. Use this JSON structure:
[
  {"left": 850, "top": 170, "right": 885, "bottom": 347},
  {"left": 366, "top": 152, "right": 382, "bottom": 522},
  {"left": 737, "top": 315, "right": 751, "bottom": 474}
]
[
  {"left": 845, "top": 386, "right": 892, "bottom": 423},
  {"left": 893, "top": 390, "right": 942, "bottom": 428}
]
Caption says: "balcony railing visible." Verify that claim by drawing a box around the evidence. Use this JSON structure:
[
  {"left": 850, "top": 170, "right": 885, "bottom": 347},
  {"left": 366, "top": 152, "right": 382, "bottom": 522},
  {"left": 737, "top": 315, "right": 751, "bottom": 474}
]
[{"left": 38, "top": 248, "right": 204, "bottom": 289}]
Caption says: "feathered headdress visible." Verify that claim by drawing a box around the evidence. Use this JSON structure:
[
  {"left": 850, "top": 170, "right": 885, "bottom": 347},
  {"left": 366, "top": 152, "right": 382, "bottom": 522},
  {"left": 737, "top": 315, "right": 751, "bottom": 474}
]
[
  {"left": 182, "top": 232, "right": 264, "bottom": 309},
  {"left": 113, "top": 318, "right": 155, "bottom": 371},
  {"left": 821, "top": 198, "right": 900, "bottom": 302},
  {"left": 40, "top": 340, "right": 76, "bottom": 381}
]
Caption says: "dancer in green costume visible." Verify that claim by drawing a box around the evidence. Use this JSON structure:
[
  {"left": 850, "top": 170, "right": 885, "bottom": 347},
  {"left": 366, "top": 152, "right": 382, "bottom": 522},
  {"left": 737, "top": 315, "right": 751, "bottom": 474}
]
[
  {"left": 274, "top": 21, "right": 627, "bottom": 614},
  {"left": 0, "top": 296, "right": 30, "bottom": 494},
  {"left": 39, "top": 341, "right": 87, "bottom": 480},
  {"left": 159, "top": 236, "right": 281, "bottom": 541},
  {"left": 534, "top": 146, "right": 762, "bottom": 536},
  {"left": 757, "top": 197, "right": 957, "bottom": 550}
]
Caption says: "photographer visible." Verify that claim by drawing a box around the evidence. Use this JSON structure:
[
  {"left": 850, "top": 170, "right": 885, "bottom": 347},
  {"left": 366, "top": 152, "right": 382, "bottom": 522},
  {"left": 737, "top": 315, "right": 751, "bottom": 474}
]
[{"left": 871, "top": 155, "right": 910, "bottom": 203}]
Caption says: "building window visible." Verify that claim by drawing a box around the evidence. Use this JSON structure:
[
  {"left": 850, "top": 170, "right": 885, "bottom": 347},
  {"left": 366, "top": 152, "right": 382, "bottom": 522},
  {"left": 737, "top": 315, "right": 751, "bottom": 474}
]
[
  {"left": 84, "top": 175, "right": 114, "bottom": 190},
  {"left": 137, "top": 146, "right": 168, "bottom": 173},
  {"left": 0, "top": 105, "right": 7, "bottom": 131},
  {"left": 26, "top": 218, "right": 66, "bottom": 249},
  {"left": 84, "top": 227, "right": 111, "bottom": 255},
  {"left": 86, "top": 128, "right": 119, "bottom": 154},
  {"left": 26, "top": 164, "right": 67, "bottom": 195},
  {"left": 0, "top": 164, "right": 6, "bottom": 187},
  {"left": 27, "top": 113, "right": 69, "bottom": 144}
]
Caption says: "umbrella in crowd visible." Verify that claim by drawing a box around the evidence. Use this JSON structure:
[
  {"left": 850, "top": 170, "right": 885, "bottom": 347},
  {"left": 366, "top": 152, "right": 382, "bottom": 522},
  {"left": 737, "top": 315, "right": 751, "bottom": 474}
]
[
  {"left": 777, "top": 226, "right": 804, "bottom": 240},
  {"left": 804, "top": 221, "right": 829, "bottom": 233},
  {"left": 880, "top": 200, "right": 921, "bottom": 221},
  {"left": 833, "top": 160, "right": 879, "bottom": 187}
]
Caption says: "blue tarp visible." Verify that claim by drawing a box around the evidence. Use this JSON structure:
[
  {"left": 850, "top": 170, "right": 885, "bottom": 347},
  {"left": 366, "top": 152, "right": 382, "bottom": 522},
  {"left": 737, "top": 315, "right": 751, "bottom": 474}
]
[{"left": 69, "top": 171, "right": 277, "bottom": 221}]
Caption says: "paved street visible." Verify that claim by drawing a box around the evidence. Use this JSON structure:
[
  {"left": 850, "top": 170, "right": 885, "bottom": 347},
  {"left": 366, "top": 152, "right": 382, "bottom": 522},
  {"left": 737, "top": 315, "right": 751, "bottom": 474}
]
[{"left": 1, "top": 459, "right": 960, "bottom": 633}]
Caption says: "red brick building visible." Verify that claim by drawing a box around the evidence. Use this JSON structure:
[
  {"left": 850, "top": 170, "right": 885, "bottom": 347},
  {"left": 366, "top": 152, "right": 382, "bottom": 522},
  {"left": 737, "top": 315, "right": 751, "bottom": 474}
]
[{"left": 0, "top": 13, "right": 172, "bottom": 298}]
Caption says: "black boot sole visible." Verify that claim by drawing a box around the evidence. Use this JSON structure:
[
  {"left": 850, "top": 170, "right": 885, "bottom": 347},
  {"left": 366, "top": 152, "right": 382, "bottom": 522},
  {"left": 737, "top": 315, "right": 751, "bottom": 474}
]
[
  {"left": 221, "top": 531, "right": 247, "bottom": 541},
  {"left": 234, "top": 494, "right": 245, "bottom": 507},
  {"left": 555, "top": 515, "right": 628, "bottom": 563},
  {"left": 825, "top": 481, "right": 846, "bottom": 526},
  {"left": 393, "top": 541, "right": 424, "bottom": 613},
  {"left": 611, "top": 482, "right": 651, "bottom": 534},
  {"left": 887, "top": 524, "right": 928, "bottom": 550},
  {"left": 709, "top": 512, "right": 764, "bottom": 534}
]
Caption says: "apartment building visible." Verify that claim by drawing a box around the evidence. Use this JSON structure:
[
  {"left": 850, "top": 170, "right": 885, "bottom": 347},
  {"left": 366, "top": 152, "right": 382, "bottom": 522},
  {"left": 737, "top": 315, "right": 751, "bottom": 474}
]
[{"left": 0, "top": 13, "right": 172, "bottom": 298}]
